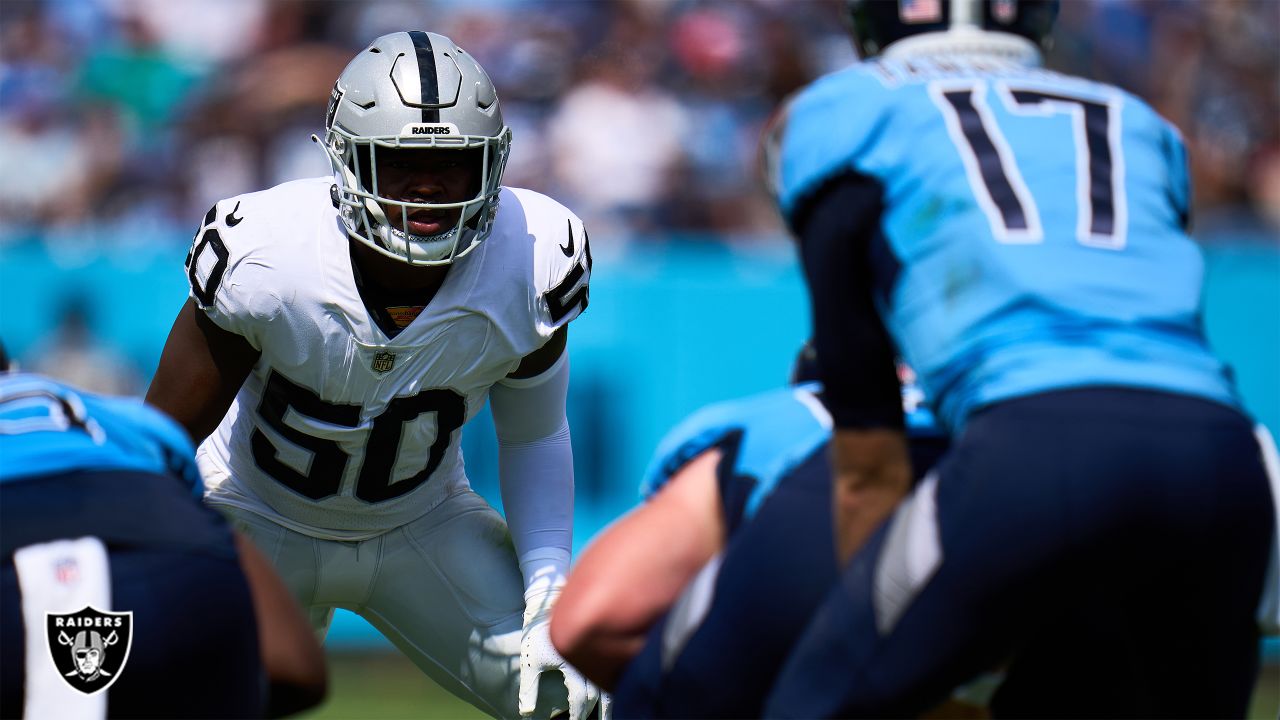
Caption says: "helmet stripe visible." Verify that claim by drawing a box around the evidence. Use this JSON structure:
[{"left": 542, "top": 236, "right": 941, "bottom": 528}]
[{"left": 407, "top": 31, "right": 440, "bottom": 123}]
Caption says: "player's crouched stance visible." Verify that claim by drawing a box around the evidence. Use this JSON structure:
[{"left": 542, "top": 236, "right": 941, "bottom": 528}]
[{"left": 147, "top": 32, "right": 601, "bottom": 720}]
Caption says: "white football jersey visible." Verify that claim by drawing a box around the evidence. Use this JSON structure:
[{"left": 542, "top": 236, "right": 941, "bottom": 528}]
[{"left": 185, "top": 177, "right": 591, "bottom": 538}]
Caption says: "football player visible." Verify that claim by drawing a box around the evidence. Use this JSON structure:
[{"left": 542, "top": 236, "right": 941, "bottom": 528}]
[
  {"left": 551, "top": 348, "right": 949, "bottom": 718},
  {"left": 146, "top": 32, "right": 600, "bottom": 720},
  {"left": 0, "top": 354, "right": 325, "bottom": 718},
  {"left": 762, "top": 1, "right": 1275, "bottom": 716}
]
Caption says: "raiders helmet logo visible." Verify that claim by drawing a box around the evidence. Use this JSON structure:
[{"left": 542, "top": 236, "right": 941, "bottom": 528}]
[
  {"left": 326, "top": 84, "right": 344, "bottom": 130},
  {"left": 46, "top": 607, "right": 133, "bottom": 695}
]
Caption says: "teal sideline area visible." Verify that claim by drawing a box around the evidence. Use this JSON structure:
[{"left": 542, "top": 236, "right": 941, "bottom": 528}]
[{"left": 2, "top": 238, "right": 1277, "bottom": 657}]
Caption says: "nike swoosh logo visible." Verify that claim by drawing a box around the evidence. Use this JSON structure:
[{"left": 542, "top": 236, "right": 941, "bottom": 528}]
[
  {"left": 225, "top": 201, "right": 244, "bottom": 227},
  {"left": 559, "top": 220, "right": 575, "bottom": 257}
]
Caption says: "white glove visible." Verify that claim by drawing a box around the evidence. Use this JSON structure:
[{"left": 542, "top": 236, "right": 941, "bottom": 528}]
[{"left": 519, "top": 573, "right": 602, "bottom": 720}]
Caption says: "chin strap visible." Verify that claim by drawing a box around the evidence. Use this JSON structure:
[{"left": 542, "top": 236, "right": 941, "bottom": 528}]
[
  {"left": 388, "top": 224, "right": 456, "bottom": 246},
  {"left": 882, "top": 29, "right": 1044, "bottom": 67}
]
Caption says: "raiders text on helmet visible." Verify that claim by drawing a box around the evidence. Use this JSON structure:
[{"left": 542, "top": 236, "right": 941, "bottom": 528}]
[{"left": 318, "top": 31, "right": 512, "bottom": 265}]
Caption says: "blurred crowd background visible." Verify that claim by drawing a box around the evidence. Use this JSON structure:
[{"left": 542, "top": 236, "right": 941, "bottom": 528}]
[
  {"left": 3, "top": 0, "right": 1277, "bottom": 245},
  {"left": 0, "top": 0, "right": 1277, "bottom": 391}
]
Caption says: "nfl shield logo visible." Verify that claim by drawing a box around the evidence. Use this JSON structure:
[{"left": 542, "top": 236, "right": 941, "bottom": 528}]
[
  {"left": 371, "top": 351, "right": 397, "bottom": 373},
  {"left": 46, "top": 607, "right": 133, "bottom": 695}
]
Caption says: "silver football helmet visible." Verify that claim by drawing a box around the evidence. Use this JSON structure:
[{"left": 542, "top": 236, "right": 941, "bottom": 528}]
[{"left": 318, "top": 31, "right": 511, "bottom": 265}]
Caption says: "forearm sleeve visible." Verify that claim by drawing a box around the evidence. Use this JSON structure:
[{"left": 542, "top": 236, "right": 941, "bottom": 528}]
[
  {"left": 491, "top": 353, "right": 574, "bottom": 589},
  {"left": 794, "top": 173, "right": 904, "bottom": 431}
]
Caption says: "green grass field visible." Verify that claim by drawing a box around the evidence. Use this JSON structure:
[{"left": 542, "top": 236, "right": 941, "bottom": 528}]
[
  {"left": 301, "top": 650, "right": 1280, "bottom": 719},
  {"left": 299, "top": 651, "right": 486, "bottom": 720}
]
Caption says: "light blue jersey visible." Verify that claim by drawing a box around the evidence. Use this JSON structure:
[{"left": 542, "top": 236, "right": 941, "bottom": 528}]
[
  {"left": 776, "top": 57, "right": 1238, "bottom": 430},
  {"left": 642, "top": 381, "right": 943, "bottom": 522},
  {"left": 641, "top": 384, "right": 831, "bottom": 522},
  {"left": 0, "top": 374, "right": 201, "bottom": 496}
]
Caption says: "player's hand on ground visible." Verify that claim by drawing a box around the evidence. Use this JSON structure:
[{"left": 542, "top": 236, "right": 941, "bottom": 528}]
[{"left": 518, "top": 573, "right": 602, "bottom": 720}]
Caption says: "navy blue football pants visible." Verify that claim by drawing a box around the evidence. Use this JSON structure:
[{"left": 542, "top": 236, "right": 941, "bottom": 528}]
[
  {"left": 613, "top": 434, "right": 950, "bottom": 718},
  {"left": 613, "top": 447, "right": 838, "bottom": 719},
  {"left": 765, "top": 388, "right": 1274, "bottom": 719}
]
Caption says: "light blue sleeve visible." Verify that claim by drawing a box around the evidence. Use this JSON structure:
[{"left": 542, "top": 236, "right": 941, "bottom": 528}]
[
  {"left": 0, "top": 376, "right": 202, "bottom": 496},
  {"left": 639, "top": 385, "right": 831, "bottom": 508},
  {"left": 98, "top": 397, "right": 204, "bottom": 498},
  {"left": 777, "top": 67, "right": 889, "bottom": 224},
  {"left": 639, "top": 399, "right": 748, "bottom": 500}
]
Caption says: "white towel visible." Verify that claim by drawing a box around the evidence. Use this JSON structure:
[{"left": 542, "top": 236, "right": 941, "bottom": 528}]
[
  {"left": 14, "top": 537, "right": 111, "bottom": 720},
  {"left": 874, "top": 470, "right": 943, "bottom": 636}
]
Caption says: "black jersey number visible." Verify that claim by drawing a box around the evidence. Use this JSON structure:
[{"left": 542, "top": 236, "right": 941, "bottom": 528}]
[
  {"left": 543, "top": 221, "right": 593, "bottom": 324},
  {"left": 186, "top": 227, "right": 230, "bottom": 306},
  {"left": 251, "top": 370, "right": 466, "bottom": 502},
  {"left": 932, "top": 81, "right": 1123, "bottom": 249}
]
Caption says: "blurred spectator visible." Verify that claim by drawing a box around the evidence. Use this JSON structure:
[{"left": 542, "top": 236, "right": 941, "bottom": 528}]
[
  {"left": 74, "top": 11, "right": 200, "bottom": 140},
  {"left": 120, "top": 0, "right": 270, "bottom": 66},
  {"left": 546, "top": 9, "right": 690, "bottom": 238},
  {"left": 1051, "top": 0, "right": 1279, "bottom": 240},
  {"left": 0, "top": 0, "right": 1274, "bottom": 248},
  {"left": 0, "top": 3, "right": 96, "bottom": 236},
  {"left": 176, "top": 40, "right": 349, "bottom": 215}
]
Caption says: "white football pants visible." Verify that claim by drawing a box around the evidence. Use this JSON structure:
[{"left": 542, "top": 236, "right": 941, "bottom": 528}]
[{"left": 222, "top": 489, "right": 564, "bottom": 719}]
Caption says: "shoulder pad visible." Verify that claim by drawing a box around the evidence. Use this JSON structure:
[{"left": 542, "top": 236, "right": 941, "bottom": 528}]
[
  {"left": 777, "top": 67, "right": 890, "bottom": 224},
  {"left": 510, "top": 189, "right": 592, "bottom": 329},
  {"left": 640, "top": 386, "right": 831, "bottom": 505},
  {"left": 540, "top": 216, "right": 592, "bottom": 327},
  {"left": 184, "top": 186, "right": 304, "bottom": 346}
]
